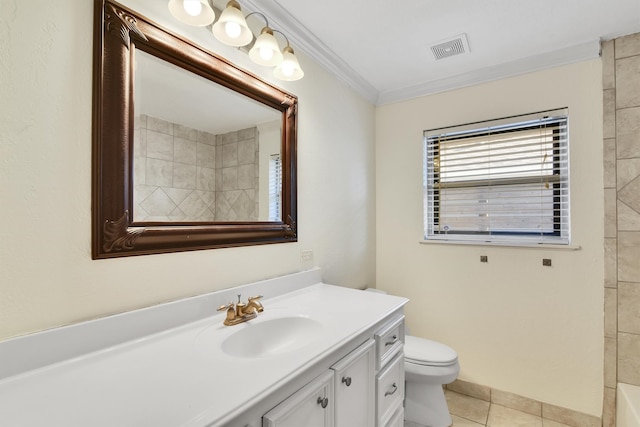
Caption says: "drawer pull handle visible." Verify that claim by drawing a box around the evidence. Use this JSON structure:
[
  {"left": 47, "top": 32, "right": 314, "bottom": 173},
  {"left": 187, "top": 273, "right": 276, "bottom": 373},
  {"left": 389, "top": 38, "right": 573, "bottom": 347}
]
[
  {"left": 342, "top": 376, "right": 352, "bottom": 387},
  {"left": 317, "top": 396, "right": 329, "bottom": 409},
  {"left": 385, "top": 335, "right": 398, "bottom": 346},
  {"left": 385, "top": 382, "right": 398, "bottom": 397}
]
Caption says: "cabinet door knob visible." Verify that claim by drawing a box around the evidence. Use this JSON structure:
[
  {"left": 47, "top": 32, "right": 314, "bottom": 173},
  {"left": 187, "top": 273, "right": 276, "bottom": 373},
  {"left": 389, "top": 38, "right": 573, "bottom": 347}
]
[
  {"left": 385, "top": 335, "right": 398, "bottom": 346},
  {"left": 384, "top": 382, "right": 398, "bottom": 396},
  {"left": 341, "top": 376, "right": 352, "bottom": 387},
  {"left": 317, "top": 396, "right": 329, "bottom": 408}
]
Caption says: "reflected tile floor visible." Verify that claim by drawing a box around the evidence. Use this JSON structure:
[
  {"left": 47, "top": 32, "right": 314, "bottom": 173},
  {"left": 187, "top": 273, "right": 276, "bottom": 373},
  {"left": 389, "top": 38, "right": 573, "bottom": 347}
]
[{"left": 404, "top": 390, "right": 573, "bottom": 427}]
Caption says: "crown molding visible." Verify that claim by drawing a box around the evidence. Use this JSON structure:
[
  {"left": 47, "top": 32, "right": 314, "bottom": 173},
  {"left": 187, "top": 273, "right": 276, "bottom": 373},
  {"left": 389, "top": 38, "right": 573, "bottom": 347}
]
[
  {"left": 240, "top": 0, "right": 379, "bottom": 104},
  {"left": 377, "top": 40, "right": 601, "bottom": 104},
  {"left": 237, "top": 2, "right": 601, "bottom": 106}
]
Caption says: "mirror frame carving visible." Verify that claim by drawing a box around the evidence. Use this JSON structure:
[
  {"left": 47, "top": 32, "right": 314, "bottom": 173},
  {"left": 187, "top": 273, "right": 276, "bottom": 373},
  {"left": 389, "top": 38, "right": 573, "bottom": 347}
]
[{"left": 92, "top": 0, "right": 298, "bottom": 259}]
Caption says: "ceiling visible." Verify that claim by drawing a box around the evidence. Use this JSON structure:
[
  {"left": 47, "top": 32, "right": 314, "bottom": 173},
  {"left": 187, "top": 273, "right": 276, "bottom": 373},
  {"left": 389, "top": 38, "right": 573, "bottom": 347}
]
[
  {"left": 240, "top": 0, "right": 640, "bottom": 104},
  {"left": 135, "top": 49, "right": 280, "bottom": 135}
]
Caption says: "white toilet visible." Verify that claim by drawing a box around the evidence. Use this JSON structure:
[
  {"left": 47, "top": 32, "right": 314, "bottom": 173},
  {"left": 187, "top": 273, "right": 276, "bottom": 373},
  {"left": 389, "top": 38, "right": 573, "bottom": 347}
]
[
  {"left": 404, "top": 335, "right": 460, "bottom": 427},
  {"left": 363, "top": 288, "right": 459, "bottom": 426}
]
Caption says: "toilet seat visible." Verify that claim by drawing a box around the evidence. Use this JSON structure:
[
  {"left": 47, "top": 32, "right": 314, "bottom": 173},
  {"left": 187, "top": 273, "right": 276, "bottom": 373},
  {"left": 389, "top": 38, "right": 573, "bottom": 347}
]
[{"left": 405, "top": 335, "right": 458, "bottom": 367}]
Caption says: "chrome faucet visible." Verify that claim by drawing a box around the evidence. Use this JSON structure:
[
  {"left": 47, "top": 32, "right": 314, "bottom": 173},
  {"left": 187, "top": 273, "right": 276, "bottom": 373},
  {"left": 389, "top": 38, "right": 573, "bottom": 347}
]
[{"left": 217, "top": 294, "right": 263, "bottom": 326}]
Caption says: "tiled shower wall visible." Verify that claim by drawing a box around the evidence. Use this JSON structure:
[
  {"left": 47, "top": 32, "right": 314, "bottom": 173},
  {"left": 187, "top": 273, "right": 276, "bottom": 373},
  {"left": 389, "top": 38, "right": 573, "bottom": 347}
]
[
  {"left": 133, "top": 115, "right": 259, "bottom": 222},
  {"left": 215, "top": 126, "right": 260, "bottom": 221},
  {"left": 602, "top": 33, "right": 640, "bottom": 427}
]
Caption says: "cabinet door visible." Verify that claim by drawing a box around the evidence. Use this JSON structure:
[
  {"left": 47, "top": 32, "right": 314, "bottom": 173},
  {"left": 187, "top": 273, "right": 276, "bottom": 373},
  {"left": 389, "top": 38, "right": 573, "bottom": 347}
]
[
  {"left": 263, "top": 370, "right": 334, "bottom": 427},
  {"left": 331, "top": 340, "right": 375, "bottom": 427}
]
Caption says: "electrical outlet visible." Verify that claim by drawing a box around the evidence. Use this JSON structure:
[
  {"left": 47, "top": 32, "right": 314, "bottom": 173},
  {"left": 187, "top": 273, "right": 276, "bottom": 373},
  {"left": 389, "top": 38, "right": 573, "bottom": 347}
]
[
  {"left": 480, "top": 255, "right": 488, "bottom": 263},
  {"left": 301, "top": 250, "right": 313, "bottom": 261},
  {"left": 542, "top": 258, "right": 552, "bottom": 267}
]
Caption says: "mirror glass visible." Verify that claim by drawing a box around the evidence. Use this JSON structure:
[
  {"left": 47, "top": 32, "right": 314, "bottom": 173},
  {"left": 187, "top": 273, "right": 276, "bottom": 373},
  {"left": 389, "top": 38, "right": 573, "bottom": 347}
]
[{"left": 133, "top": 50, "right": 282, "bottom": 222}]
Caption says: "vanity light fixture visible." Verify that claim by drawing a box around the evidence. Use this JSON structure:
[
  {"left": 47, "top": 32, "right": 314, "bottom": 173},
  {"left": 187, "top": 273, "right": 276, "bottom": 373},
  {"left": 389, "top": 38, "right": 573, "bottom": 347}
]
[
  {"left": 247, "top": 16, "right": 303, "bottom": 80},
  {"left": 167, "top": 0, "right": 216, "bottom": 27},
  {"left": 212, "top": 0, "right": 253, "bottom": 46},
  {"left": 168, "top": 0, "right": 304, "bottom": 81},
  {"left": 249, "top": 26, "right": 283, "bottom": 66},
  {"left": 274, "top": 44, "right": 304, "bottom": 81}
]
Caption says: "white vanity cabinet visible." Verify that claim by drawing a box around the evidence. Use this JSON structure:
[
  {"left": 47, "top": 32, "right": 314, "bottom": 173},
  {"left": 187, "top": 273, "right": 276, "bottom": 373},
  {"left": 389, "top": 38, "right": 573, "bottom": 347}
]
[
  {"left": 384, "top": 406, "right": 405, "bottom": 427},
  {"left": 262, "top": 316, "right": 405, "bottom": 427},
  {"left": 374, "top": 316, "right": 404, "bottom": 371},
  {"left": 263, "top": 370, "right": 335, "bottom": 427},
  {"left": 262, "top": 340, "right": 375, "bottom": 427},
  {"left": 331, "top": 340, "right": 376, "bottom": 426},
  {"left": 374, "top": 316, "right": 405, "bottom": 427},
  {"left": 376, "top": 353, "right": 405, "bottom": 426}
]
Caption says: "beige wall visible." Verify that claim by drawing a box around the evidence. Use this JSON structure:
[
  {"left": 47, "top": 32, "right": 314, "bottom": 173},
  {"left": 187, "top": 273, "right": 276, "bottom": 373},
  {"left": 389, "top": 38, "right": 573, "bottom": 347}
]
[
  {"left": 375, "top": 60, "right": 604, "bottom": 415},
  {"left": 0, "top": 0, "right": 376, "bottom": 341}
]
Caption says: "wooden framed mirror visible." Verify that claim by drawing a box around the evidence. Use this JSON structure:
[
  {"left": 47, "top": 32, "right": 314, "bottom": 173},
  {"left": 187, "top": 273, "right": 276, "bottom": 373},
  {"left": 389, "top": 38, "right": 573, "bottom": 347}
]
[{"left": 92, "top": 0, "right": 297, "bottom": 259}]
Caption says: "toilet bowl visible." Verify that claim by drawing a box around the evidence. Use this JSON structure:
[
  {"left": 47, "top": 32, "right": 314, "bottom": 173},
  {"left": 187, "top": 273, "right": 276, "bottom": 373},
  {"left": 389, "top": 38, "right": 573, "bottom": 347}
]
[{"left": 404, "top": 335, "right": 459, "bottom": 427}]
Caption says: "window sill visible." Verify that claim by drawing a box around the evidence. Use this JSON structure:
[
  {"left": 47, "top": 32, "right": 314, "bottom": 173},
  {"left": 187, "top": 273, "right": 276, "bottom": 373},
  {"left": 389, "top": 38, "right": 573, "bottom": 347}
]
[{"left": 419, "top": 239, "right": 582, "bottom": 250}]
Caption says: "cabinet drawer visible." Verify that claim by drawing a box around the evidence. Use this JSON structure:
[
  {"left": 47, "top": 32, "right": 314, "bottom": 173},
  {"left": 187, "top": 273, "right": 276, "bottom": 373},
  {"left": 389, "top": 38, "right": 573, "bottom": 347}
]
[
  {"left": 384, "top": 406, "right": 404, "bottom": 427},
  {"left": 376, "top": 353, "right": 404, "bottom": 426},
  {"left": 374, "top": 316, "right": 404, "bottom": 370}
]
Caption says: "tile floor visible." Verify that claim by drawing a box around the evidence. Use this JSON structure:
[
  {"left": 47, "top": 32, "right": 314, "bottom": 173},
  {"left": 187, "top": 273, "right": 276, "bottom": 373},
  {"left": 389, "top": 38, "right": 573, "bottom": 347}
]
[{"left": 404, "top": 390, "right": 574, "bottom": 427}]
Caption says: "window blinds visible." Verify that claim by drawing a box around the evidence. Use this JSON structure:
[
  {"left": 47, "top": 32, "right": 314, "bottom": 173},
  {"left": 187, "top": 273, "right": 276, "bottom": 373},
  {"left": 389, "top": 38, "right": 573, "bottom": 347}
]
[
  {"left": 268, "top": 154, "right": 282, "bottom": 221},
  {"left": 423, "top": 108, "right": 570, "bottom": 245}
]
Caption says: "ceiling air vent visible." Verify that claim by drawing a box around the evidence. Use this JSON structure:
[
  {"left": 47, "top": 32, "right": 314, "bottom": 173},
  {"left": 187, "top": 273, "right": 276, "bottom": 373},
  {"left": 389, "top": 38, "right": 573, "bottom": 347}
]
[{"left": 430, "top": 33, "right": 470, "bottom": 60}]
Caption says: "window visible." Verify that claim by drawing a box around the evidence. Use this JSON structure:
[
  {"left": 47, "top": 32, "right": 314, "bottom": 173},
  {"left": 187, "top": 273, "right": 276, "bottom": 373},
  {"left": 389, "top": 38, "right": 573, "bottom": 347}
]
[
  {"left": 423, "top": 108, "right": 570, "bottom": 245},
  {"left": 268, "top": 154, "right": 282, "bottom": 221}
]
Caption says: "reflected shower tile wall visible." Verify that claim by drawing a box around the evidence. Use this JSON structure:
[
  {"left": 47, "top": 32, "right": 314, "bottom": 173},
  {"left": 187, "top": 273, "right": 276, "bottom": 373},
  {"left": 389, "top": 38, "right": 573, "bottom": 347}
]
[
  {"left": 133, "top": 115, "right": 259, "bottom": 222},
  {"left": 174, "top": 137, "right": 197, "bottom": 165},
  {"left": 215, "top": 128, "right": 259, "bottom": 222},
  {"left": 197, "top": 142, "right": 215, "bottom": 167}
]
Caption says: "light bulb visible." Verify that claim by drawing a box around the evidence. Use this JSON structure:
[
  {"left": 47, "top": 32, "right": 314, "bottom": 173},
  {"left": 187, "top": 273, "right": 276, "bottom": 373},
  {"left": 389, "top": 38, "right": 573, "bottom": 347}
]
[
  {"left": 259, "top": 47, "right": 274, "bottom": 61},
  {"left": 281, "top": 61, "right": 295, "bottom": 77},
  {"left": 225, "top": 21, "right": 241, "bottom": 39},
  {"left": 183, "top": 0, "right": 202, "bottom": 16},
  {"left": 274, "top": 46, "right": 303, "bottom": 81}
]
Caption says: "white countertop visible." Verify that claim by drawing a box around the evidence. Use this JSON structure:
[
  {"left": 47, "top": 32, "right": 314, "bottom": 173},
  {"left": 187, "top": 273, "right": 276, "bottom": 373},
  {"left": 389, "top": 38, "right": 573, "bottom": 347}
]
[{"left": 0, "top": 278, "right": 407, "bottom": 427}]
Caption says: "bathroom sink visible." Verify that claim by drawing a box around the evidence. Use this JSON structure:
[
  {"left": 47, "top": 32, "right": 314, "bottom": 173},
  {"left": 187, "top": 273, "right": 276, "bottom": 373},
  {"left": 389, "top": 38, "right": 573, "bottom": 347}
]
[{"left": 220, "top": 316, "right": 323, "bottom": 358}]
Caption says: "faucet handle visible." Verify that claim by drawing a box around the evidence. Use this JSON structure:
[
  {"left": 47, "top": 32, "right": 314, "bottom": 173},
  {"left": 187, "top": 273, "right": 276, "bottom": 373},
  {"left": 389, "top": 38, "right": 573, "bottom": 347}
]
[
  {"left": 248, "top": 295, "right": 263, "bottom": 301},
  {"left": 217, "top": 302, "right": 234, "bottom": 312}
]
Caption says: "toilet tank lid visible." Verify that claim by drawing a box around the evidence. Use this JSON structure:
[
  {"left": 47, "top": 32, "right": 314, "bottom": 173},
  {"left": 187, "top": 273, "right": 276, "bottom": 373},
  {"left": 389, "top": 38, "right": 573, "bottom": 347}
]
[{"left": 404, "top": 335, "right": 458, "bottom": 365}]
